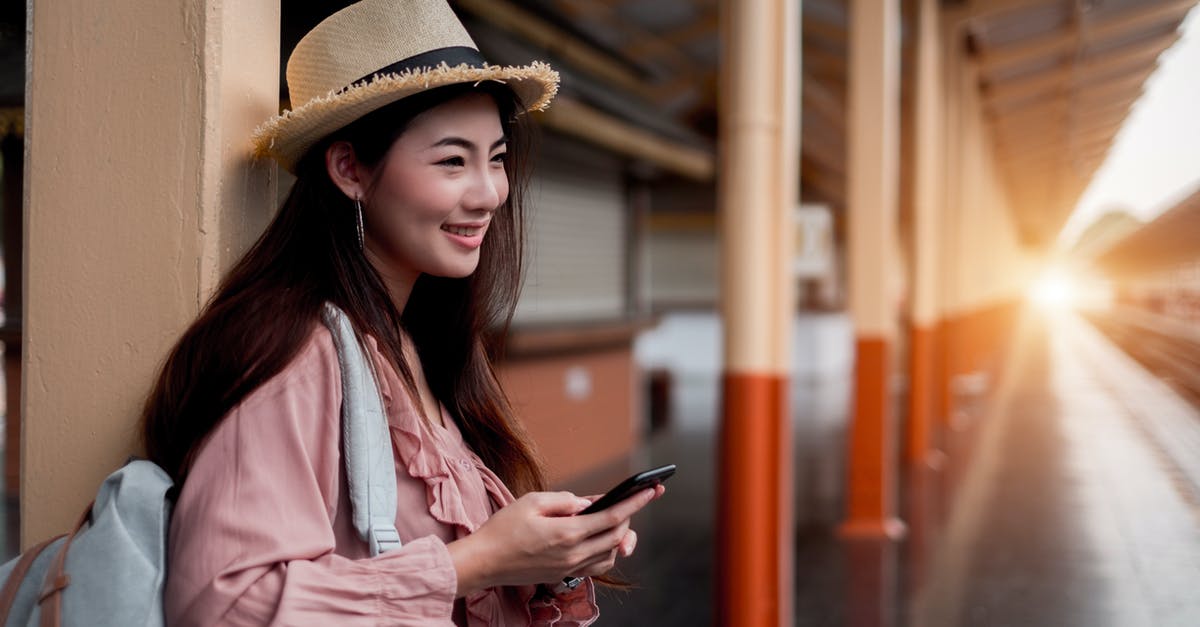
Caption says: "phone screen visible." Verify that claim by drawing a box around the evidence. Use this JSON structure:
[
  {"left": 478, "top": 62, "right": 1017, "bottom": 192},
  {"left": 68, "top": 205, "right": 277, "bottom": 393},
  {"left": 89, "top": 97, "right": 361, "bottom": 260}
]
[{"left": 578, "top": 464, "right": 675, "bottom": 515}]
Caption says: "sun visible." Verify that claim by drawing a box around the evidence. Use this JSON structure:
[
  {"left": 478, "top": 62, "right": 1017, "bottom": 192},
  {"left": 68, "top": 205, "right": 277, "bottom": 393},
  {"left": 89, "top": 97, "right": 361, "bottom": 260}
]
[{"left": 1029, "top": 269, "right": 1077, "bottom": 309}]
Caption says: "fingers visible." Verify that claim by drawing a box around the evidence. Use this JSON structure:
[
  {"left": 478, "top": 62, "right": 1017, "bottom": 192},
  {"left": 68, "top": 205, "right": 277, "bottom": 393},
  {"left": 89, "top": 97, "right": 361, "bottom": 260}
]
[
  {"left": 574, "top": 487, "right": 656, "bottom": 535},
  {"left": 568, "top": 519, "right": 629, "bottom": 571},
  {"left": 564, "top": 527, "right": 640, "bottom": 580},
  {"left": 618, "top": 529, "right": 638, "bottom": 557},
  {"left": 573, "top": 547, "right": 620, "bottom": 577}
]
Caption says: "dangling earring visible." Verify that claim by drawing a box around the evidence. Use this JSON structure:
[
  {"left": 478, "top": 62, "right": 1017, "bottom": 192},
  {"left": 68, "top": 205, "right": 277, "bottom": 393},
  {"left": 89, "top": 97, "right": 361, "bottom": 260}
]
[{"left": 354, "top": 196, "right": 365, "bottom": 253}]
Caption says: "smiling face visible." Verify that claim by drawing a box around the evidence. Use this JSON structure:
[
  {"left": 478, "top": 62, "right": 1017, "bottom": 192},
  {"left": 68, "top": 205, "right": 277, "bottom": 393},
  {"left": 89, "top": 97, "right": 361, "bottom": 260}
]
[{"left": 358, "top": 92, "right": 509, "bottom": 290}]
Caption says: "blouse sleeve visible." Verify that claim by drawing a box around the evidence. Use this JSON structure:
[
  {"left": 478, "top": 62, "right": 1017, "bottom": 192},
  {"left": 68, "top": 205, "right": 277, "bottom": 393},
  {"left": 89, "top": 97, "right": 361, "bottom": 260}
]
[{"left": 164, "top": 328, "right": 457, "bottom": 626}]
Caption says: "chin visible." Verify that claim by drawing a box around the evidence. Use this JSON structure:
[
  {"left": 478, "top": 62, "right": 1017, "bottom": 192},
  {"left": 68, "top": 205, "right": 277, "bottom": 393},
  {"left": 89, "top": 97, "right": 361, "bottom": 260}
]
[{"left": 430, "top": 261, "right": 481, "bottom": 279}]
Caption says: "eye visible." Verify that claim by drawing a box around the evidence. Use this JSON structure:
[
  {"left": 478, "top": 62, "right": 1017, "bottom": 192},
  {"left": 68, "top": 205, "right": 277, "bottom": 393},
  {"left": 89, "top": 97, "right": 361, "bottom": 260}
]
[
  {"left": 491, "top": 152, "right": 508, "bottom": 165},
  {"left": 436, "top": 156, "right": 465, "bottom": 167}
]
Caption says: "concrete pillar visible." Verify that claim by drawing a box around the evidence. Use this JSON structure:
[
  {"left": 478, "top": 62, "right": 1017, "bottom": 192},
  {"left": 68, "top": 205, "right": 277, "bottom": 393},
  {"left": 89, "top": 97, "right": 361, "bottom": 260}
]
[
  {"left": 841, "top": 0, "right": 905, "bottom": 539},
  {"left": 906, "top": 0, "right": 943, "bottom": 466},
  {"left": 957, "top": 61, "right": 985, "bottom": 373},
  {"left": 23, "top": 0, "right": 278, "bottom": 542},
  {"left": 937, "top": 20, "right": 965, "bottom": 432},
  {"left": 716, "top": 0, "right": 799, "bottom": 623}
]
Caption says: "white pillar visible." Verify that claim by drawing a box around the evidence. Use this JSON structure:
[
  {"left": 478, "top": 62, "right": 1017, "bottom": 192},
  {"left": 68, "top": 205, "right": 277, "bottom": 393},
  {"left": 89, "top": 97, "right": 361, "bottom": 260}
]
[{"left": 907, "top": 0, "right": 943, "bottom": 464}]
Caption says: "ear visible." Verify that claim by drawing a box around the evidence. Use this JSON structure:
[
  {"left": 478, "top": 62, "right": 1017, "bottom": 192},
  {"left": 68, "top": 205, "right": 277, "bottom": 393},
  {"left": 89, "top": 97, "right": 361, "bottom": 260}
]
[{"left": 325, "top": 141, "right": 369, "bottom": 200}]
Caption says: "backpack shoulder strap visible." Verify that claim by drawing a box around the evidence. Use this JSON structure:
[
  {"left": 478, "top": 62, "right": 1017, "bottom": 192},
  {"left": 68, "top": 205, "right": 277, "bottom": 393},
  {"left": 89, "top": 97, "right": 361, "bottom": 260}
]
[
  {"left": 321, "top": 304, "right": 401, "bottom": 556},
  {"left": 0, "top": 533, "right": 66, "bottom": 622}
]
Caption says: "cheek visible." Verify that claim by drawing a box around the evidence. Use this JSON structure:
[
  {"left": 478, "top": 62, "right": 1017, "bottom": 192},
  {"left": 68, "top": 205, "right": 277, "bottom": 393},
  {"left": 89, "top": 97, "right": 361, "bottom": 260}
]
[
  {"left": 495, "top": 172, "right": 511, "bottom": 205},
  {"left": 375, "top": 172, "right": 451, "bottom": 223}
]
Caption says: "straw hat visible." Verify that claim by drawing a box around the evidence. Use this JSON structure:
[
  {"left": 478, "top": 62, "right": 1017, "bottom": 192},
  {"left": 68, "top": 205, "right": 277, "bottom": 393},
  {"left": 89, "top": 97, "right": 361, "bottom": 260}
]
[{"left": 252, "top": 0, "right": 559, "bottom": 173}]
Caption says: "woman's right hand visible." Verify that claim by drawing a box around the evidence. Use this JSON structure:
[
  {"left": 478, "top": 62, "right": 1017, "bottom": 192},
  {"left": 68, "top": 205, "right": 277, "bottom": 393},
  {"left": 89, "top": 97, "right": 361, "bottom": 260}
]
[{"left": 445, "top": 487, "right": 659, "bottom": 596}]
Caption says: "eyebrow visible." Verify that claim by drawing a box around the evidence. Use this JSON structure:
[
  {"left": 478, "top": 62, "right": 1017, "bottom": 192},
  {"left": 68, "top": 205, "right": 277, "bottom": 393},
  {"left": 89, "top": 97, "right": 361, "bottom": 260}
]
[{"left": 430, "top": 136, "right": 508, "bottom": 151}]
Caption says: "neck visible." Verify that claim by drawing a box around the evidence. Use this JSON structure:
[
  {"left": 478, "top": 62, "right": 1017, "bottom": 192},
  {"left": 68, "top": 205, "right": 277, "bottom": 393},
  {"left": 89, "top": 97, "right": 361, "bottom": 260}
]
[{"left": 364, "top": 246, "right": 419, "bottom": 313}]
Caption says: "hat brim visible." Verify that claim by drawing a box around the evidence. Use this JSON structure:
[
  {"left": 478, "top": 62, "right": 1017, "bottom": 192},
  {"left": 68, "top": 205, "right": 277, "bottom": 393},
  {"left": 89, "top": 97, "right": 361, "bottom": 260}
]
[{"left": 252, "top": 61, "right": 559, "bottom": 173}]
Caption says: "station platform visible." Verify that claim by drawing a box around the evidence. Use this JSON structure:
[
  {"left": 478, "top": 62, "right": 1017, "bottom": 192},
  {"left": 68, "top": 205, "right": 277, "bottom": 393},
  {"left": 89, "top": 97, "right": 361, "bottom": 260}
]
[
  {"left": 594, "top": 307, "right": 1200, "bottom": 626},
  {"left": 1, "top": 306, "right": 1195, "bottom": 625}
]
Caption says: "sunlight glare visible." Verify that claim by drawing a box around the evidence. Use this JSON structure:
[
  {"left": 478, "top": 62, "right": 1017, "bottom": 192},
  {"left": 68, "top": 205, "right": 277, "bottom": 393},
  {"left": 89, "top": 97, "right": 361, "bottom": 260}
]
[{"left": 1030, "top": 270, "right": 1076, "bottom": 309}]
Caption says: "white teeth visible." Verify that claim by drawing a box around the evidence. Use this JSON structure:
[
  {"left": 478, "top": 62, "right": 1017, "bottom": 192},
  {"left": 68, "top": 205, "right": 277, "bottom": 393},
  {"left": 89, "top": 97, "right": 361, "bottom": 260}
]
[{"left": 443, "top": 225, "right": 479, "bottom": 236}]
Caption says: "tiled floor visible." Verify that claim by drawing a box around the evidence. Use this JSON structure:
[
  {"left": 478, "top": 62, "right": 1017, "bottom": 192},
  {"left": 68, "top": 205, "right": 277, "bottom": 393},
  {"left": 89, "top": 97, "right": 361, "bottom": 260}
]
[{"left": 595, "top": 307, "right": 1200, "bottom": 626}]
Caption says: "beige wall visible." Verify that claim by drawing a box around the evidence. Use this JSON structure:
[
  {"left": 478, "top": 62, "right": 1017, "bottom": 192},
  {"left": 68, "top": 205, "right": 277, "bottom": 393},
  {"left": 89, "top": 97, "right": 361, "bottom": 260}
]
[
  {"left": 499, "top": 347, "right": 639, "bottom": 484},
  {"left": 22, "top": 0, "right": 278, "bottom": 542}
]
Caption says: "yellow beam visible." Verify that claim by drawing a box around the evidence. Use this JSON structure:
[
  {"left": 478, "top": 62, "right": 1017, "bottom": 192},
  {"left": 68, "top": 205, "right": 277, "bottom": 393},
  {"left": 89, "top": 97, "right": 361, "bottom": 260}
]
[
  {"left": 453, "top": 0, "right": 659, "bottom": 101},
  {"left": 802, "top": 72, "right": 846, "bottom": 131},
  {"left": 549, "top": 0, "right": 695, "bottom": 72},
  {"left": 626, "top": 11, "right": 718, "bottom": 57},
  {"left": 537, "top": 96, "right": 715, "bottom": 180}
]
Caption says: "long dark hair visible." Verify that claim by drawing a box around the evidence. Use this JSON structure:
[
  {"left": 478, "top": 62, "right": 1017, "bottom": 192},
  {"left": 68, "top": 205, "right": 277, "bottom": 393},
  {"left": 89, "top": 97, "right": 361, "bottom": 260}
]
[{"left": 141, "top": 82, "right": 546, "bottom": 496}]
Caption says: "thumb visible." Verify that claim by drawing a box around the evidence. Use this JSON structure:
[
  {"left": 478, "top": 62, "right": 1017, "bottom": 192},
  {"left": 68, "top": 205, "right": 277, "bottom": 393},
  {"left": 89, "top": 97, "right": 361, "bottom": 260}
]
[{"left": 533, "top": 491, "right": 593, "bottom": 516}]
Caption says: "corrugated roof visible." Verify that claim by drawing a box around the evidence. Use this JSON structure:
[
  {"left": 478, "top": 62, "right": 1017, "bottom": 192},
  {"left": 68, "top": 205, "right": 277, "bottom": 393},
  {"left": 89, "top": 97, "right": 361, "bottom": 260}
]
[
  {"left": 446, "top": 0, "right": 1197, "bottom": 247},
  {"left": 966, "top": 0, "right": 1197, "bottom": 246}
]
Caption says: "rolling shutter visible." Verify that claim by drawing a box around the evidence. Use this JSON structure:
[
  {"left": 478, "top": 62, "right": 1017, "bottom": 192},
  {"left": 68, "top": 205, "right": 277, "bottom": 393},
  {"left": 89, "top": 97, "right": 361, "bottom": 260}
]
[{"left": 514, "top": 138, "right": 627, "bottom": 324}]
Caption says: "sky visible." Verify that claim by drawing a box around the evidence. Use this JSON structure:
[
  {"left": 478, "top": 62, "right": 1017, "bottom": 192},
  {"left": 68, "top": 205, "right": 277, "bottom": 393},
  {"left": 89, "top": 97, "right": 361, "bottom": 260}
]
[{"left": 1057, "top": 6, "right": 1200, "bottom": 248}]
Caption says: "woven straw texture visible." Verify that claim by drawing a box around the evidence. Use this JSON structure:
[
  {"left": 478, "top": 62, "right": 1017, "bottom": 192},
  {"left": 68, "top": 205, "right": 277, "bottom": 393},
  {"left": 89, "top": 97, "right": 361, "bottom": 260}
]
[{"left": 252, "top": 0, "right": 559, "bottom": 172}]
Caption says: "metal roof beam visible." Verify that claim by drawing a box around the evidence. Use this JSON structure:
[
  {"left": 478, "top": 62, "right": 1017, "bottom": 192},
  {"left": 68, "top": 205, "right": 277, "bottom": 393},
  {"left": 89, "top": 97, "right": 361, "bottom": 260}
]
[
  {"left": 537, "top": 96, "right": 715, "bottom": 180},
  {"left": 988, "top": 88, "right": 1139, "bottom": 124},
  {"left": 998, "top": 127, "right": 1117, "bottom": 164},
  {"left": 454, "top": 0, "right": 658, "bottom": 101},
  {"left": 993, "top": 105, "right": 1129, "bottom": 141},
  {"left": 625, "top": 10, "right": 718, "bottom": 56},
  {"left": 985, "top": 67, "right": 1152, "bottom": 115},
  {"left": 976, "top": 0, "right": 1196, "bottom": 78},
  {"left": 983, "top": 40, "right": 1171, "bottom": 109}
]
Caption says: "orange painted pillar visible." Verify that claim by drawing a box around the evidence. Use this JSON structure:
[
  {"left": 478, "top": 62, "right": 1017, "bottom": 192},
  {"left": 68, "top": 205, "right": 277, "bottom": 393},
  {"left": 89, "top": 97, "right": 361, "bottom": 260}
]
[
  {"left": 937, "top": 317, "right": 957, "bottom": 431},
  {"left": 841, "top": 0, "right": 906, "bottom": 540},
  {"left": 715, "top": 0, "right": 799, "bottom": 624},
  {"left": 905, "top": 0, "right": 943, "bottom": 467}
]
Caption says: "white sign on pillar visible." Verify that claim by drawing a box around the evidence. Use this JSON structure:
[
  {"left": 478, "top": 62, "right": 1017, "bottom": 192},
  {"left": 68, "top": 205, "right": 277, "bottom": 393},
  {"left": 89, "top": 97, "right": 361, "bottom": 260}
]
[{"left": 793, "top": 203, "right": 834, "bottom": 279}]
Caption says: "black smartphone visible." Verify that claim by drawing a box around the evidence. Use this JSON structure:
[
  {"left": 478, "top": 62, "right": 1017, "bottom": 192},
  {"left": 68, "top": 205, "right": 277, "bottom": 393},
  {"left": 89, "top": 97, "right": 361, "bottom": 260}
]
[{"left": 578, "top": 464, "right": 676, "bottom": 515}]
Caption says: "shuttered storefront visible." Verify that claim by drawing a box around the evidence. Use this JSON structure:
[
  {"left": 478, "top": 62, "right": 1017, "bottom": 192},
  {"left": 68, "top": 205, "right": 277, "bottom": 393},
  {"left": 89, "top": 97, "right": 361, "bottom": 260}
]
[{"left": 515, "top": 137, "right": 628, "bottom": 324}]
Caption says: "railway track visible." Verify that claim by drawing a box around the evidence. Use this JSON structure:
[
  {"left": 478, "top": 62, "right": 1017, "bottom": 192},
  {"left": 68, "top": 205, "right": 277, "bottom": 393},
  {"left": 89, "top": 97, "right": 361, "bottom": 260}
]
[{"left": 1084, "top": 308, "right": 1200, "bottom": 407}]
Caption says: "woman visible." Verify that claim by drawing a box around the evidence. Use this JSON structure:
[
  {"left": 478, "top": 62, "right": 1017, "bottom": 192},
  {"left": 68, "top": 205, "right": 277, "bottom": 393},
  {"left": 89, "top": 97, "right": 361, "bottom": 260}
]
[{"left": 141, "top": 1, "right": 660, "bottom": 624}]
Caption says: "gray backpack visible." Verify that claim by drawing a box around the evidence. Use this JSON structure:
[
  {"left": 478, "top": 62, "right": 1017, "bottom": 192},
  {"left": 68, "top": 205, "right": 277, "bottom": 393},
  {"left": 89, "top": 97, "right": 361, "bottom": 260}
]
[{"left": 0, "top": 304, "right": 399, "bottom": 626}]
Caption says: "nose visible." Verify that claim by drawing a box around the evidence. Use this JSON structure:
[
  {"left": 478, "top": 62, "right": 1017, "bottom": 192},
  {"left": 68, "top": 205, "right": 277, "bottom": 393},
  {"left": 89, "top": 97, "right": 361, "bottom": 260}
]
[{"left": 464, "top": 167, "right": 505, "bottom": 213}]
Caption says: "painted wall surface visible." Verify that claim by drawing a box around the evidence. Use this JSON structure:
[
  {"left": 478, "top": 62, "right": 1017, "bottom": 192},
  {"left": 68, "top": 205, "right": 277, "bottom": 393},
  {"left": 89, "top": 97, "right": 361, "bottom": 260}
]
[
  {"left": 499, "top": 348, "right": 639, "bottom": 484},
  {"left": 23, "top": 0, "right": 278, "bottom": 542}
]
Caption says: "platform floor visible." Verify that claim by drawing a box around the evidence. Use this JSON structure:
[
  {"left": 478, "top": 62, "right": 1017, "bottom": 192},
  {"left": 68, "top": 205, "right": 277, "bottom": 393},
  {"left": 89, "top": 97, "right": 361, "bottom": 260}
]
[
  {"left": 594, "top": 307, "right": 1200, "bottom": 626},
  {"left": 2, "top": 307, "right": 1196, "bottom": 625}
]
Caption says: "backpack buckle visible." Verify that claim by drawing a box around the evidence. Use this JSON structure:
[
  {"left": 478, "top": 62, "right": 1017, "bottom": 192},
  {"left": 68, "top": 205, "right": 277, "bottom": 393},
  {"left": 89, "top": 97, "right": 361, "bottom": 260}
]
[{"left": 368, "top": 523, "right": 401, "bottom": 555}]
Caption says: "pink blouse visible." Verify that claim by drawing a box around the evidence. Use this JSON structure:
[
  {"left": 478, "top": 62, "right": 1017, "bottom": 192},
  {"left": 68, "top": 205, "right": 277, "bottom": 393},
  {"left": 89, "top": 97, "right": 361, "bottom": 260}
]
[{"left": 165, "top": 326, "right": 600, "bottom": 626}]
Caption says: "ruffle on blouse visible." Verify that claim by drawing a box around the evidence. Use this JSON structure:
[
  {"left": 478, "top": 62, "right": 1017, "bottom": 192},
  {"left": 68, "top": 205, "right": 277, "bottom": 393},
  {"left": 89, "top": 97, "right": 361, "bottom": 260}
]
[{"left": 364, "top": 337, "right": 598, "bottom": 626}]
